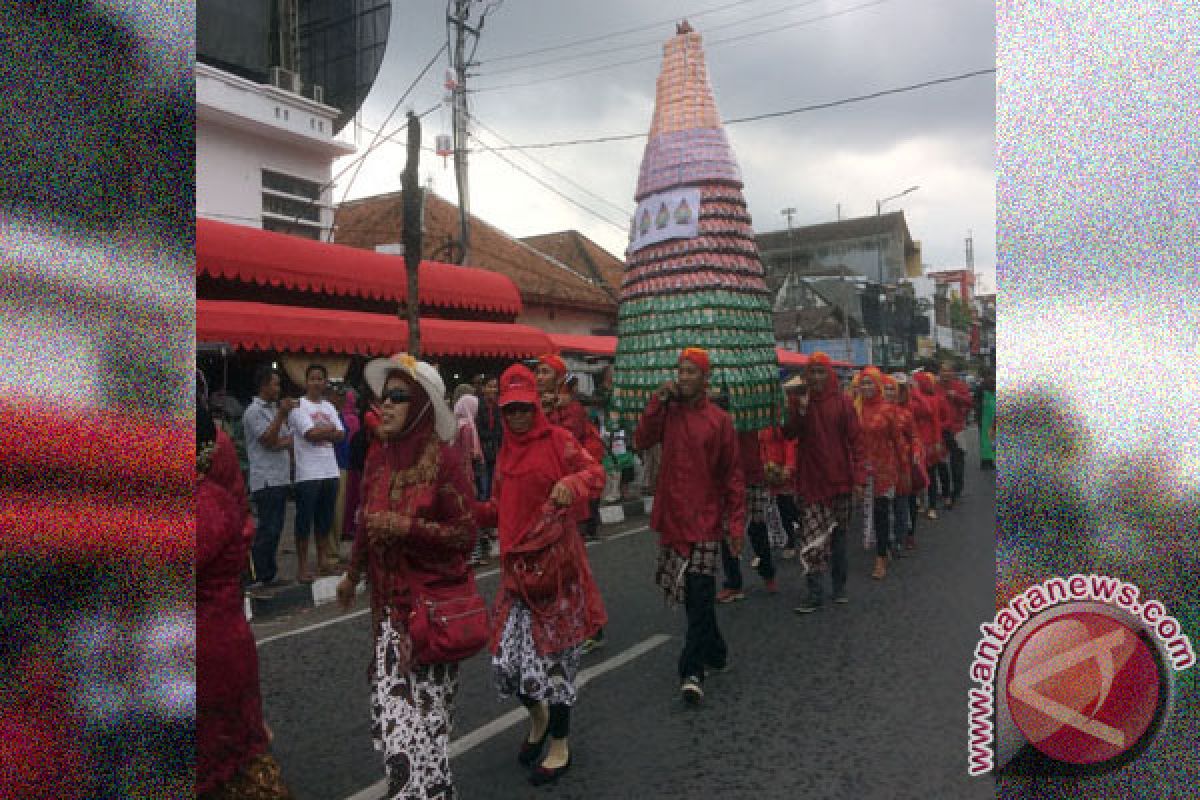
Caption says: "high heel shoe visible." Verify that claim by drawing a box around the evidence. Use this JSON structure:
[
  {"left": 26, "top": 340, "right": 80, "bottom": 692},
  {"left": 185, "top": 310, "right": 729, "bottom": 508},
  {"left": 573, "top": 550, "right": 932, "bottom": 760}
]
[
  {"left": 529, "top": 755, "right": 571, "bottom": 786},
  {"left": 517, "top": 728, "right": 550, "bottom": 767}
]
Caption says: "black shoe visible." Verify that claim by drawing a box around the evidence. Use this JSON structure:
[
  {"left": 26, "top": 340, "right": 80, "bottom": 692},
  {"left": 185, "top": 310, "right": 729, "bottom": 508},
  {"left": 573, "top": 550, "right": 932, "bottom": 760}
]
[
  {"left": 833, "top": 591, "right": 849, "bottom": 605},
  {"left": 705, "top": 660, "right": 730, "bottom": 674},
  {"left": 681, "top": 676, "right": 704, "bottom": 705},
  {"left": 529, "top": 756, "right": 571, "bottom": 786},
  {"left": 518, "top": 728, "right": 550, "bottom": 767}
]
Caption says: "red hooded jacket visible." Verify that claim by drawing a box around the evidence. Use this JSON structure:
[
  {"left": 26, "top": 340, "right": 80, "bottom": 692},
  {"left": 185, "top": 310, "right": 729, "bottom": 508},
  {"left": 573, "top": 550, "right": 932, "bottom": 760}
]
[
  {"left": 759, "top": 426, "right": 796, "bottom": 497},
  {"left": 635, "top": 392, "right": 745, "bottom": 555},
  {"left": 938, "top": 377, "right": 973, "bottom": 434},
  {"left": 784, "top": 363, "right": 867, "bottom": 503}
]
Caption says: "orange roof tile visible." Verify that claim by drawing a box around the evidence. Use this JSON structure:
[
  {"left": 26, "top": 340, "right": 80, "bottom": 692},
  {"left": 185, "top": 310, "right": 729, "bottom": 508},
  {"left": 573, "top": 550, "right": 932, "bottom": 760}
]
[
  {"left": 520, "top": 230, "right": 626, "bottom": 301},
  {"left": 334, "top": 192, "right": 617, "bottom": 315}
]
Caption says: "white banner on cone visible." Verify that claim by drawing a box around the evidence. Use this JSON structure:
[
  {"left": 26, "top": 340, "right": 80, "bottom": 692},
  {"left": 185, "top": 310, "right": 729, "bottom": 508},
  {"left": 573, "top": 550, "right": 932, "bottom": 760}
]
[{"left": 628, "top": 188, "right": 701, "bottom": 254}]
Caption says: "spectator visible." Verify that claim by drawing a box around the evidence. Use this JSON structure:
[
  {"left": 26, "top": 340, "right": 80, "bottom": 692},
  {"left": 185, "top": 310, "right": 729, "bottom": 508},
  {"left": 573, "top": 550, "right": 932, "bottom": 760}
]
[
  {"left": 242, "top": 366, "right": 295, "bottom": 588},
  {"left": 287, "top": 364, "right": 345, "bottom": 583}
]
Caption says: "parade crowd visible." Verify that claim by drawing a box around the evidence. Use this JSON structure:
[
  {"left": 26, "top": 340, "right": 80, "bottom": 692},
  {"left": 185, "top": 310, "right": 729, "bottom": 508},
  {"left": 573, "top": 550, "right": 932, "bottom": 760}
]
[{"left": 196, "top": 347, "right": 992, "bottom": 799}]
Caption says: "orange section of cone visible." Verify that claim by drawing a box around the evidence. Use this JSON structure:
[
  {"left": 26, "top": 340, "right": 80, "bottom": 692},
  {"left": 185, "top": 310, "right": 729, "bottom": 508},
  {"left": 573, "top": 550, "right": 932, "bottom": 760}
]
[{"left": 648, "top": 32, "right": 722, "bottom": 138}]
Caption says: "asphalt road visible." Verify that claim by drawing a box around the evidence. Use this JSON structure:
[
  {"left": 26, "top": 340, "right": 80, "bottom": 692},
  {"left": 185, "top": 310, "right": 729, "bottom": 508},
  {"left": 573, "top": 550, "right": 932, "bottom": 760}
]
[{"left": 255, "top": 437, "right": 995, "bottom": 800}]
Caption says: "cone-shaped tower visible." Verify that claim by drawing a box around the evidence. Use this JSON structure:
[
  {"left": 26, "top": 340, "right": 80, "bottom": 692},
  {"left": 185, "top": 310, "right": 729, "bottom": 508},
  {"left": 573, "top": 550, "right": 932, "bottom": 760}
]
[{"left": 612, "top": 23, "right": 781, "bottom": 432}]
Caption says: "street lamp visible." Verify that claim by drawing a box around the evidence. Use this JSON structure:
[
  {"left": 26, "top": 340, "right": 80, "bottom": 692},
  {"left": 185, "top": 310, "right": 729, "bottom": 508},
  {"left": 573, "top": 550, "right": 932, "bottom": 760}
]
[{"left": 875, "top": 185, "right": 919, "bottom": 284}]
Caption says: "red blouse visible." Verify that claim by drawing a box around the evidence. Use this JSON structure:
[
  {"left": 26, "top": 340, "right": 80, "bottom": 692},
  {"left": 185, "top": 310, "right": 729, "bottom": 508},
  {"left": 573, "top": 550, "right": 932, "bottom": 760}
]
[{"left": 196, "top": 431, "right": 269, "bottom": 795}]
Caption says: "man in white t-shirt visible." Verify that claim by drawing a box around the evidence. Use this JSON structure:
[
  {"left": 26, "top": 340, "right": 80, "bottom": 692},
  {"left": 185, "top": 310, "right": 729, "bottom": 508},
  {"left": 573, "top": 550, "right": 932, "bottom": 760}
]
[{"left": 287, "top": 363, "right": 345, "bottom": 583}]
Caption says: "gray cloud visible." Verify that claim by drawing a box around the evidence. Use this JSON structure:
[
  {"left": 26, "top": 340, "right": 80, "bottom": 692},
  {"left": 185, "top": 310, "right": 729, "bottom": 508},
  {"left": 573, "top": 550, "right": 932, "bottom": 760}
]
[{"left": 342, "top": 0, "right": 995, "bottom": 276}]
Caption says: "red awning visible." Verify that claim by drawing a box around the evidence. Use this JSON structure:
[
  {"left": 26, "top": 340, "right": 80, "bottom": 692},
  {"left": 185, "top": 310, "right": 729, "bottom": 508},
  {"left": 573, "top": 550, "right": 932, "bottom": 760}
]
[
  {"left": 197, "top": 300, "right": 555, "bottom": 359},
  {"left": 549, "top": 334, "right": 617, "bottom": 357},
  {"left": 196, "top": 218, "right": 523, "bottom": 316},
  {"left": 776, "top": 348, "right": 809, "bottom": 368}
]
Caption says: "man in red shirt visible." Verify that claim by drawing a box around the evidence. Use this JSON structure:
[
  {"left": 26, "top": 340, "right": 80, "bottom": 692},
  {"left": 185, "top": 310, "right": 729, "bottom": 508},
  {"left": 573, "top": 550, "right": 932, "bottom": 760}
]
[
  {"left": 938, "top": 360, "right": 973, "bottom": 510},
  {"left": 785, "top": 352, "right": 867, "bottom": 612},
  {"left": 636, "top": 348, "right": 745, "bottom": 705}
]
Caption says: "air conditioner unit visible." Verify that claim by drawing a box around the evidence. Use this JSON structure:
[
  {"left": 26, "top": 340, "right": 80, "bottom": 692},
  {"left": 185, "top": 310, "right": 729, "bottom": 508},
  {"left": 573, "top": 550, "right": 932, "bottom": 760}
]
[{"left": 269, "top": 66, "right": 301, "bottom": 94}]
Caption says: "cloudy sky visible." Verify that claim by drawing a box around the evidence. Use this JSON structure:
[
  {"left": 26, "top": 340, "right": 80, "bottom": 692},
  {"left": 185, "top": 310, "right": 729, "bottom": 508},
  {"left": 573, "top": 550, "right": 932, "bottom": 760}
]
[
  {"left": 998, "top": 1, "right": 1199, "bottom": 487},
  {"left": 334, "top": 0, "right": 996, "bottom": 290}
]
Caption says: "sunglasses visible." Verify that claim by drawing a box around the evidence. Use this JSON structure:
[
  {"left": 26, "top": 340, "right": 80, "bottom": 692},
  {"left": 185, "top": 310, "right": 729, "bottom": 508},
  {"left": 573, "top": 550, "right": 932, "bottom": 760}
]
[
  {"left": 381, "top": 388, "right": 412, "bottom": 405},
  {"left": 502, "top": 403, "right": 535, "bottom": 414}
]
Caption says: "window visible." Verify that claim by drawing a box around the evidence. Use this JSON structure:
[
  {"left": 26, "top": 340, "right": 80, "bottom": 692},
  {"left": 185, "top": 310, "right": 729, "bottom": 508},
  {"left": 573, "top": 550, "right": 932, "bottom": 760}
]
[
  {"left": 262, "top": 170, "right": 320, "bottom": 200},
  {"left": 262, "top": 218, "right": 321, "bottom": 240},
  {"left": 262, "top": 192, "right": 320, "bottom": 223}
]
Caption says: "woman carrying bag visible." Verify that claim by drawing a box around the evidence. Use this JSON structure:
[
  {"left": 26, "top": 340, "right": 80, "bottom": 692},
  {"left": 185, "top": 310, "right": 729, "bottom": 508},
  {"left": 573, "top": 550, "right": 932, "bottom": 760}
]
[
  {"left": 337, "top": 354, "right": 484, "bottom": 800},
  {"left": 478, "top": 364, "right": 606, "bottom": 787}
]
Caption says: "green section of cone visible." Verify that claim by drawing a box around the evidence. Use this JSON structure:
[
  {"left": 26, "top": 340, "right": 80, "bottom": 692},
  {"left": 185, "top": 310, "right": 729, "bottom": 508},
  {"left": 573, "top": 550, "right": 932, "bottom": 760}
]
[{"left": 611, "top": 289, "right": 784, "bottom": 432}]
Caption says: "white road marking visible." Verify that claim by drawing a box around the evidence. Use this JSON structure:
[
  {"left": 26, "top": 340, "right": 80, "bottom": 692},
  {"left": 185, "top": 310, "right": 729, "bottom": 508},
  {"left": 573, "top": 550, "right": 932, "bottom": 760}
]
[
  {"left": 342, "top": 633, "right": 672, "bottom": 800},
  {"left": 254, "top": 529, "right": 648, "bottom": 647}
]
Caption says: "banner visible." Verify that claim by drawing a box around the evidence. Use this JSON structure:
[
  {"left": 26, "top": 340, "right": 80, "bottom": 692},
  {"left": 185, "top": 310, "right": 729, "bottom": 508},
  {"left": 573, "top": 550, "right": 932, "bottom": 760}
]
[{"left": 627, "top": 188, "right": 701, "bottom": 254}]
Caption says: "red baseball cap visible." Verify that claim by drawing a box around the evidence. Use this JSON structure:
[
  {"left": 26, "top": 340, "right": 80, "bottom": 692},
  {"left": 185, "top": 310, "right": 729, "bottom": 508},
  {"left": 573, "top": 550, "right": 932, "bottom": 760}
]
[{"left": 499, "top": 364, "right": 539, "bottom": 406}]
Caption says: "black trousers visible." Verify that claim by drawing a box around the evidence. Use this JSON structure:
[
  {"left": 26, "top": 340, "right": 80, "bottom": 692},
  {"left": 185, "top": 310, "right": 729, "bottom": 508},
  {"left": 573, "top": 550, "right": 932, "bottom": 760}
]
[
  {"left": 719, "top": 521, "right": 775, "bottom": 588},
  {"left": 776, "top": 494, "right": 799, "bottom": 548},
  {"left": 679, "top": 572, "right": 726, "bottom": 682},
  {"left": 942, "top": 431, "right": 965, "bottom": 501}
]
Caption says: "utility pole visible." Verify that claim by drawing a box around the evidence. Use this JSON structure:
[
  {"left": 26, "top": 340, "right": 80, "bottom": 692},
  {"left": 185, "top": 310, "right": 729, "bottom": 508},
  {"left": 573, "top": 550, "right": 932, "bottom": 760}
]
[
  {"left": 401, "top": 111, "right": 424, "bottom": 357},
  {"left": 448, "top": 0, "right": 475, "bottom": 266}
]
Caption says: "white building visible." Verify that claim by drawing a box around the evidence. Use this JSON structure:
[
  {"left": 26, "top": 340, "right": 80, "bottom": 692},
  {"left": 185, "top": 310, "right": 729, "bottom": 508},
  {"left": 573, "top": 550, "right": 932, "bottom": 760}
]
[{"left": 196, "top": 62, "right": 354, "bottom": 240}]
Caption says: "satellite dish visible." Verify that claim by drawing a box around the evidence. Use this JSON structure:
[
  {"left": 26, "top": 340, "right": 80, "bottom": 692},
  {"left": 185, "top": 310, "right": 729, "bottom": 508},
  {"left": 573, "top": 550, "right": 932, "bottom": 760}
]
[
  {"left": 197, "top": 0, "right": 392, "bottom": 135},
  {"left": 297, "top": 0, "right": 392, "bottom": 133}
]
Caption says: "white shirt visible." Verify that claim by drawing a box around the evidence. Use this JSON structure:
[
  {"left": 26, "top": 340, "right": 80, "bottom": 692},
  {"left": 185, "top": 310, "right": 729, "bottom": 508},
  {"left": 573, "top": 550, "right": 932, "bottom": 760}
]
[{"left": 289, "top": 397, "right": 343, "bottom": 482}]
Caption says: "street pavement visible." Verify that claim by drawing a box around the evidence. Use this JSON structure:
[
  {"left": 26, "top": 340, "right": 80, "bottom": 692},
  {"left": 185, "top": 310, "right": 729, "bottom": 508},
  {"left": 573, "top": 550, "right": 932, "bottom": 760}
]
[{"left": 254, "top": 436, "right": 995, "bottom": 799}]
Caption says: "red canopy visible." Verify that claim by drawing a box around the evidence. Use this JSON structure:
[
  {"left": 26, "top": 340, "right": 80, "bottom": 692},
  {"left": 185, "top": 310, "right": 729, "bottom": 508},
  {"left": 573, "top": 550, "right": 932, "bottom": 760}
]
[
  {"left": 197, "top": 300, "right": 555, "bottom": 359},
  {"left": 196, "top": 218, "right": 523, "bottom": 316},
  {"left": 549, "top": 334, "right": 618, "bottom": 356},
  {"left": 776, "top": 349, "right": 809, "bottom": 368}
]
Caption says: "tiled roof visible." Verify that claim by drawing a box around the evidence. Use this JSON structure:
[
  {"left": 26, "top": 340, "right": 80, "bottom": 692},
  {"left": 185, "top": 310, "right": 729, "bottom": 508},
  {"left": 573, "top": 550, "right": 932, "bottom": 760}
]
[
  {"left": 334, "top": 192, "right": 617, "bottom": 314},
  {"left": 520, "top": 230, "right": 625, "bottom": 300}
]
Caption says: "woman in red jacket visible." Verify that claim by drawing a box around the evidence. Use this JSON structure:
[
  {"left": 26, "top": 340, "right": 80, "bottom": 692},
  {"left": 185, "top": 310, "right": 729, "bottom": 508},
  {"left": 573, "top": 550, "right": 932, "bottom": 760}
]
[
  {"left": 883, "top": 374, "right": 921, "bottom": 555},
  {"left": 913, "top": 371, "right": 952, "bottom": 520},
  {"left": 336, "top": 354, "right": 480, "bottom": 800},
  {"left": 197, "top": 402, "right": 292, "bottom": 798},
  {"left": 856, "top": 369, "right": 901, "bottom": 580},
  {"left": 481, "top": 364, "right": 606, "bottom": 786}
]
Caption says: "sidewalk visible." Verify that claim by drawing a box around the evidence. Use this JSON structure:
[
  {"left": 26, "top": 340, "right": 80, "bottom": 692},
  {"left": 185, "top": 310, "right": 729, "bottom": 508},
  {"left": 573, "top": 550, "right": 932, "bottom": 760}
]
[{"left": 245, "top": 494, "right": 653, "bottom": 623}]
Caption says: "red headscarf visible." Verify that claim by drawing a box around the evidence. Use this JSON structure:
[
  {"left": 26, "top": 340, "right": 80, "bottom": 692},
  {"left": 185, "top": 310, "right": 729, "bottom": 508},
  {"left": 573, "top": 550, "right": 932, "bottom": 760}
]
[
  {"left": 913, "top": 370, "right": 937, "bottom": 396},
  {"left": 679, "top": 346, "right": 711, "bottom": 373},
  {"left": 372, "top": 371, "right": 437, "bottom": 472},
  {"left": 495, "top": 364, "right": 559, "bottom": 551},
  {"left": 537, "top": 354, "right": 567, "bottom": 379}
]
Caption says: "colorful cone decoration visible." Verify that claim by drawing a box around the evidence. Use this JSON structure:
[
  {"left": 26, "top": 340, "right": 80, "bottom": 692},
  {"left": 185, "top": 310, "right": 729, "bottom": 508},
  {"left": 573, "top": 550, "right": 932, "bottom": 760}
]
[{"left": 612, "top": 21, "right": 782, "bottom": 432}]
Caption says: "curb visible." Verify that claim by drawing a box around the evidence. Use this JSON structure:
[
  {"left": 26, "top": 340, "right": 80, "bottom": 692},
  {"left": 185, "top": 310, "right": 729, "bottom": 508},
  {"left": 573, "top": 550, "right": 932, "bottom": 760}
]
[{"left": 247, "top": 497, "right": 653, "bottom": 623}]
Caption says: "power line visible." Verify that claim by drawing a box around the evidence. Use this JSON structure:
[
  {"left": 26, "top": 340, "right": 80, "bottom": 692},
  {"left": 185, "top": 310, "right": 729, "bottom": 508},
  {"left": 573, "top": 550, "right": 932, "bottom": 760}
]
[
  {"left": 469, "top": 67, "right": 996, "bottom": 152},
  {"left": 467, "top": 113, "right": 631, "bottom": 219},
  {"left": 483, "top": 0, "right": 827, "bottom": 78},
  {"left": 483, "top": 0, "right": 766, "bottom": 63},
  {"left": 469, "top": 130, "right": 629, "bottom": 233},
  {"left": 336, "top": 42, "right": 448, "bottom": 212},
  {"left": 473, "top": 0, "right": 890, "bottom": 94}
]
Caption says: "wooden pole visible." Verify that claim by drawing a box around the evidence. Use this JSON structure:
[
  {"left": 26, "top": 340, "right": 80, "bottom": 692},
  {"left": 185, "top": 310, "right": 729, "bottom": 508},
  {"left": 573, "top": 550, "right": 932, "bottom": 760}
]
[{"left": 401, "top": 111, "right": 423, "bottom": 357}]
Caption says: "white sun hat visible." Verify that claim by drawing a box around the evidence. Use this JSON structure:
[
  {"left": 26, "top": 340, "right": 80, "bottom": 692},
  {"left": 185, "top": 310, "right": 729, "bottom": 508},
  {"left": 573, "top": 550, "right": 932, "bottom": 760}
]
[{"left": 363, "top": 353, "right": 456, "bottom": 442}]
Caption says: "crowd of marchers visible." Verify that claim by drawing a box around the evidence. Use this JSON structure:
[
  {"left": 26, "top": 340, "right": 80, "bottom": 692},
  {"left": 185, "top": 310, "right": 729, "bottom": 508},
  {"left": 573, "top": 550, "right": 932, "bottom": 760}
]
[{"left": 195, "top": 348, "right": 992, "bottom": 799}]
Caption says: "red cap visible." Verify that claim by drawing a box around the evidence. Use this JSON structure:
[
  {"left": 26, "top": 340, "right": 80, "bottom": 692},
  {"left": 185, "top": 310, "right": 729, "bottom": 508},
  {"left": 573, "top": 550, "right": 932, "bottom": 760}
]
[
  {"left": 537, "top": 354, "right": 567, "bottom": 377},
  {"left": 678, "top": 347, "right": 711, "bottom": 374},
  {"left": 499, "top": 364, "right": 539, "bottom": 406}
]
